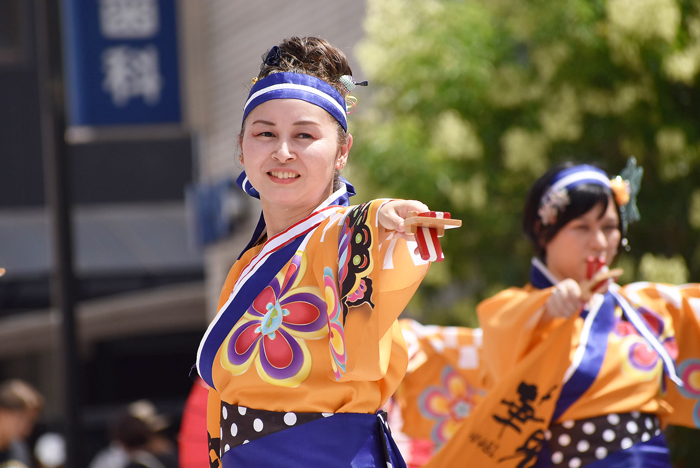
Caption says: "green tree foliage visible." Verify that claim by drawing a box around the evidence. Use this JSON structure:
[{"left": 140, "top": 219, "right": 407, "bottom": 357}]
[{"left": 351, "top": 0, "right": 700, "bottom": 326}]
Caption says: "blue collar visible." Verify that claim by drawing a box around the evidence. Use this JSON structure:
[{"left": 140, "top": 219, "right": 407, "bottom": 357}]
[
  {"left": 530, "top": 257, "right": 559, "bottom": 289},
  {"left": 235, "top": 171, "right": 356, "bottom": 258}
]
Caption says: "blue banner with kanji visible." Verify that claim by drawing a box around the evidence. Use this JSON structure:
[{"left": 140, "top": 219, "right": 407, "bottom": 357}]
[{"left": 62, "top": 0, "right": 181, "bottom": 126}]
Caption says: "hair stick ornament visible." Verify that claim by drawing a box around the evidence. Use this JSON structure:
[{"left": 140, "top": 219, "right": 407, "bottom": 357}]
[
  {"left": 618, "top": 157, "right": 643, "bottom": 232},
  {"left": 404, "top": 212, "right": 462, "bottom": 262},
  {"left": 339, "top": 75, "right": 368, "bottom": 92}
]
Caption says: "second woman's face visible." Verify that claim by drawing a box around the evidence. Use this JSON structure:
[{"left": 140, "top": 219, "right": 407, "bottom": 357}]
[
  {"left": 545, "top": 195, "right": 621, "bottom": 283},
  {"left": 240, "top": 99, "right": 350, "bottom": 213}
]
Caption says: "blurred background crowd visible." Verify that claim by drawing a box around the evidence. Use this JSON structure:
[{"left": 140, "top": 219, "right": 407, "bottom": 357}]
[{"left": 0, "top": 0, "right": 698, "bottom": 466}]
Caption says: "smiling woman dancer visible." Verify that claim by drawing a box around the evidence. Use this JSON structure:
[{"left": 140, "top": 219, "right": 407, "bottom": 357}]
[
  {"left": 196, "top": 37, "right": 441, "bottom": 468},
  {"left": 426, "top": 161, "right": 700, "bottom": 468}
]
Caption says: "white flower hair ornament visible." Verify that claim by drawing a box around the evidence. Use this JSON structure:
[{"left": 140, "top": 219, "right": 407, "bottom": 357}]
[{"left": 538, "top": 188, "right": 570, "bottom": 226}]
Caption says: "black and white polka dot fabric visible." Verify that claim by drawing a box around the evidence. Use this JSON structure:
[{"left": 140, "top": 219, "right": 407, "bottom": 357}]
[
  {"left": 546, "top": 412, "right": 662, "bottom": 467},
  {"left": 218, "top": 402, "right": 331, "bottom": 457}
]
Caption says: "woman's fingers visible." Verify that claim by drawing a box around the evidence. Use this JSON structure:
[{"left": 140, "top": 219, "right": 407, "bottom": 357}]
[
  {"left": 378, "top": 200, "right": 430, "bottom": 232},
  {"left": 545, "top": 279, "right": 586, "bottom": 319}
]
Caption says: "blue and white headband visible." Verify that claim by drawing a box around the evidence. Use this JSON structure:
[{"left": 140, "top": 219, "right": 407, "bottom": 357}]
[
  {"left": 538, "top": 165, "right": 611, "bottom": 226},
  {"left": 242, "top": 72, "right": 348, "bottom": 131},
  {"left": 548, "top": 165, "right": 611, "bottom": 194}
]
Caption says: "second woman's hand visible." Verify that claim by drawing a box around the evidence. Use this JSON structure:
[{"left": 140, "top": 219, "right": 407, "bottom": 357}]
[{"left": 544, "top": 279, "right": 587, "bottom": 321}]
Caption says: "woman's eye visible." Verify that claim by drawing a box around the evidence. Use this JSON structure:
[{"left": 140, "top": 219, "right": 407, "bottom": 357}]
[
  {"left": 297, "top": 133, "right": 313, "bottom": 139},
  {"left": 256, "top": 131, "right": 274, "bottom": 137},
  {"left": 603, "top": 225, "right": 619, "bottom": 232}
]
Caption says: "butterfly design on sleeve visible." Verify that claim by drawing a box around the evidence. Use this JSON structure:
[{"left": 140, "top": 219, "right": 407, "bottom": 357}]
[{"left": 337, "top": 202, "right": 375, "bottom": 321}]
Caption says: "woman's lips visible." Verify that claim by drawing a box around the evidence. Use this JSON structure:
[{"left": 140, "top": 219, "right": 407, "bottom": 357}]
[{"left": 267, "top": 170, "right": 300, "bottom": 184}]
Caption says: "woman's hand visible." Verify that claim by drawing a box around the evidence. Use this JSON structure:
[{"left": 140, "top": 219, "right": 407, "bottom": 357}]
[
  {"left": 378, "top": 200, "right": 430, "bottom": 241},
  {"left": 544, "top": 279, "right": 587, "bottom": 321}
]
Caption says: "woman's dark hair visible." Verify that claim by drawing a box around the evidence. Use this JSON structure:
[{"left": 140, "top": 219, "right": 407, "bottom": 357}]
[
  {"left": 242, "top": 36, "right": 353, "bottom": 191},
  {"left": 255, "top": 36, "right": 353, "bottom": 100},
  {"left": 523, "top": 162, "right": 624, "bottom": 261}
]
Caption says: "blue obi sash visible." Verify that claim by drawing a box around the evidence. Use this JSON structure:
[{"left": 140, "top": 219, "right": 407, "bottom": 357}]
[
  {"left": 220, "top": 412, "right": 407, "bottom": 468},
  {"left": 584, "top": 434, "right": 670, "bottom": 468}
]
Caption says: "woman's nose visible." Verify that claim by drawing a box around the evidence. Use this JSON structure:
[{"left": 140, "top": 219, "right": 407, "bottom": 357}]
[
  {"left": 592, "top": 227, "right": 608, "bottom": 249},
  {"left": 273, "top": 140, "right": 295, "bottom": 162}
]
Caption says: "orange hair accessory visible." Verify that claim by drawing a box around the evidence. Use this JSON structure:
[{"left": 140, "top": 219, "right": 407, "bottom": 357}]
[{"left": 610, "top": 176, "right": 630, "bottom": 206}]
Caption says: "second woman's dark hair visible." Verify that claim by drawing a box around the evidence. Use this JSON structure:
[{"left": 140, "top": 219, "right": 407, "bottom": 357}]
[{"left": 523, "top": 162, "right": 624, "bottom": 261}]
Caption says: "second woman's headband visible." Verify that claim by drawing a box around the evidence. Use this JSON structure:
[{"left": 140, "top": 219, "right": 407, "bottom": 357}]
[
  {"left": 538, "top": 160, "right": 643, "bottom": 230},
  {"left": 242, "top": 72, "right": 348, "bottom": 131}
]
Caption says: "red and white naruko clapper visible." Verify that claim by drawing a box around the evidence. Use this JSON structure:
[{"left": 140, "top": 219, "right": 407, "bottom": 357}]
[{"left": 404, "top": 211, "right": 462, "bottom": 262}]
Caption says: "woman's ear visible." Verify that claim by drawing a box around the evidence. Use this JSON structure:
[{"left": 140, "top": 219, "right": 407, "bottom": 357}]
[
  {"left": 336, "top": 133, "right": 353, "bottom": 170},
  {"left": 238, "top": 134, "right": 244, "bottom": 166},
  {"left": 534, "top": 221, "right": 544, "bottom": 245},
  {"left": 535, "top": 221, "right": 550, "bottom": 252}
]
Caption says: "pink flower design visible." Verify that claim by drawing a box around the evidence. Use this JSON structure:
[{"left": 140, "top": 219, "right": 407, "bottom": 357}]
[
  {"left": 323, "top": 267, "right": 346, "bottom": 380},
  {"left": 615, "top": 306, "right": 677, "bottom": 381},
  {"left": 347, "top": 279, "right": 368, "bottom": 302},
  {"left": 221, "top": 252, "right": 327, "bottom": 387},
  {"left": 418, "top": 366, "right": 482, "bottom": 447}
]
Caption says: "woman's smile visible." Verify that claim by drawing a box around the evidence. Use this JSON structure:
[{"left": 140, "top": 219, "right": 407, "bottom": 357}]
[{"left": 267, "top": 170, "right": 300, "bottom": 181}]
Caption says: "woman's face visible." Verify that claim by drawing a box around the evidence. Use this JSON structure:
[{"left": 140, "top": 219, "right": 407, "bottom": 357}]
[
  {"left": 240, "top": 99, "right": 351, "bottom": 213},
  {"left": 545, "top": 195, "right": 621, "bottom": 283}
]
